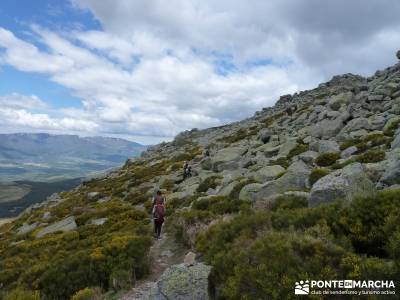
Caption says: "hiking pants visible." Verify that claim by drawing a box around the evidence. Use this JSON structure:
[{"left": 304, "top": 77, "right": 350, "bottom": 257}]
[{"left": 154, "top": 219, "right": 164, "bottom": 238}]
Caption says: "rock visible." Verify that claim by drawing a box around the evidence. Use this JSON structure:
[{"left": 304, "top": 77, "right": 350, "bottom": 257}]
[
  {"left": 310, "top": 140, "right": 340, "bottom": 153},
  {"left": 97, "top": 196, "right": 111, "bottom": 203},
  {"left": 255, "top": 161, "right": 311, "bottom": 201},
  {"left": 381, "top": 159, "right": 400, "bottom": 185},
  {"left": 17, "top": 222, "right": 39, "bottom": 235},
  {"left": 89, "top": 218, "right": 108, "bottom": 226},
  {"left": 277, "top": 139, "right": 298, "bottom": 157},
  {"left": 211, "top": 147, "right": 247, "bottom": 172},
  {"left": 308, "top": 118, "right": 344, "bottom": 138},
  {"left": 150, "top": 263, "right": 212, "bottom": 300},
  {"left": 328, "top": 92, "right": 353, "bottom": 110},
  {"left": 368, "top": 95, "right": 384, "bottom": 101},
  {"left": 397, "top": 50, "right": 400, "bottom": 60},
  {"left": 298, "top": 151, "right": 318, "bottom": 164},
  {"left": 239, "top": 183, "right": 263, "bottom": 202},
  {"left": 258, "top": 129, "right": 272, "bottom": 144},
  {"left": 253, "top": 165, "right": 285, "bottom": 183},
  {"left": 391, "top": 130, "right": 400, "bottom": 149},
  {"left": 87, "top": 192, "right": 100, "bottom": 199},
  {"left": 36, "top": 216, "right": 77, "bottom": 238},
  {"left": 161, "top": 250, "right": 174, "bottom": 258},
  {"left": 341, "top": 146, "right": 358, "bottom": 158},
  {"left": 42, "top": 212, "right": 52, "bottom": 220},
  {"left": 309, "top": 163, "right": 376, "bottom": 207},
  {"left": 184, "top": 251, "right": 196, "bottom": 266}
]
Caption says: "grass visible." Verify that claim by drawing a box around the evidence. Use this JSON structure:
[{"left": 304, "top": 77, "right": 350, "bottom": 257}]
[{"left": 314, "top": 152, "right": 341, "bottom": 167}]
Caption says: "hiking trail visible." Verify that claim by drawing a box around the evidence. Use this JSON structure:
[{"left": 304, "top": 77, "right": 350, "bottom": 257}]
[{"left": 119, "top": 230, "right": 186, "bottom": 300}]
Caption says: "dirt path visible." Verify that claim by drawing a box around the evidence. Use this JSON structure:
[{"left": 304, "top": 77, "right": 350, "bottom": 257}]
[{"left": 119, "top": 231, "right": 186, "bottom": 300}]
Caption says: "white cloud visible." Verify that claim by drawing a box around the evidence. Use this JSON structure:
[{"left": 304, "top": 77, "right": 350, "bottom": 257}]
[
  {"left": 0, "top": 0, "right": 400, "bottom": 143},
  {"left": 0, "top": 93, "right": 48, "bottom": 110}
]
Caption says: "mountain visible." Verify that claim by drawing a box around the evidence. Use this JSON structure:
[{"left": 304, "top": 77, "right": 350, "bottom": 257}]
[
  {"left": 0, "top": 133, "right": 147, "bottom": 181},
  {"left": 1, "top": 52, "right": 400, "bottom": 299}
]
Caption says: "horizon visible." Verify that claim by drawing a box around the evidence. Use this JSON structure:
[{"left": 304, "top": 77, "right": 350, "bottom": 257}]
[{"left": 1, "top": 0, "right": 400, "bottom": 145}]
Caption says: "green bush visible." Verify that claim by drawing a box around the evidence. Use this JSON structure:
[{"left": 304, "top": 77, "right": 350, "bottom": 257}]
[
  {"left": 4, "top": 288, "right": 40, "bottom": 300},
  {"left": 383, "top": 118, "right": 400, "bottom": 136},
  {"left": 314, "top": 152, "right": 341, "bottom": 167},
  {"left": 356, "top": 149, "right": 385, "bottom": 163},
  {"left": 193, "top": 187, "right": 400, "bottom": 299},
  {"left": 269, "top": 157, "right": 290, "bottom": 168},
  {"left": 196, "top": 176, "right": 222, "bottom": 193},
  {"left": 71, "top": 287, "right": 102, "bottom": 300},
  {"left": 192, "top": 195, "right": 249, "bottom": 215},
  {"left": 217, "top": 128, "right": 249, "bottom": 144},
  {"left": 271, "top": 195, "right": 308, "bottom": 211},
  {"left": 340, "top": 139, "right": 361, "bottom": 151},
  {"left": 287, "top": 143, "right": 309, "bottom": 159},
  {"left": 309, "top": 168, "right": 329, "bottom": 186}
]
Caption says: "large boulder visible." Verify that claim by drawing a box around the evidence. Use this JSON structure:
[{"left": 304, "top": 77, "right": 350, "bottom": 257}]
[
  {"left": 308, "top": 118, "right": 344, "bottom": 138},
  {"left": 310, "top": 140, "right": 340, "bottom": 153},
  {"left": 36, "top": 216, "right": 77, "bottom": 238},
  {"left": 211, "top": 147, "right": 247, "bottom": 172},
  {"left": 255, "top": 161, "right": 311, "bottom": 201},
  {"left": 391, "top": 130, "right": 400, "bottom": 149},
  {"left": 253, "top": 165, "right": 285, "bottom": 183},
  {"left": 381, "top": 158, "right": 400, "bottom": 185},
  {"left": 309, "top": 163, "right": 376, "bottom": 207},
  {"left": 239, "top": 183, "right": 263, "bottom": 202},
  {"left": 328, "top": 92, "right": 353, "bottom": 111},
  {"left": 277, "top": 139, "right": 298, "bottom": 157},
  {"left": 149, "top": 263, "right": 212, "bottom": 300}
]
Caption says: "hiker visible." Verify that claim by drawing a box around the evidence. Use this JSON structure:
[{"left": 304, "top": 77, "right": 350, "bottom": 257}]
[
  {"left": 183, "top": 161, "right": 192, "bottom": 179},
  {"left": 152, "top": 191, "right": 166, "bottom": 239},
  {"left": 205, "top": 149, "right": 210, "bottom": 157}
]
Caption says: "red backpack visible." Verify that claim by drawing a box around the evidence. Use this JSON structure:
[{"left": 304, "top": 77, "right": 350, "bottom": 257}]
[{"left": 154, "top": 203, "right": 165, "bottom": 221}]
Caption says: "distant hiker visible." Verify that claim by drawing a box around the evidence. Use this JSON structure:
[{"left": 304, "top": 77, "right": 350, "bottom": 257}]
[
  {"left": 205, "top": 149, "right": 210, "bottom": 157},
  {"left": 183, "top": 161, "right": 192, "bottom": 179},
  {"left": 152, "top": 191, "right": 166, "bottom": 239}
]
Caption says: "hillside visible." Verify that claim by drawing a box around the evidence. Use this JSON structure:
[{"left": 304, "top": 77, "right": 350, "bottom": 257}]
[
  {"left": 0, "top": 133, "right": 147, "bottom": 181},
  {"left": 1, "top": 52, "right": 400, "bottom": 299}
]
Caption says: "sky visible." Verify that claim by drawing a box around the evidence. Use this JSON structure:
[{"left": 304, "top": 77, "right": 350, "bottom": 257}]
[{"left": 0, "top": 1, "right": 400, "bottom": 144}]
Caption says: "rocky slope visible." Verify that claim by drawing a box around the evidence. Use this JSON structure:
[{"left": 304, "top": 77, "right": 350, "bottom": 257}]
[{"left": 1, "top": 52, "right": 400, "bottom": 299}]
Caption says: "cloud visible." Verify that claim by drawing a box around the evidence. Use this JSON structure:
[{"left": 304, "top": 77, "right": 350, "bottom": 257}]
[
  {"left": 1, "top": 0, "right": 400, "bottom": 143},
  {"left": 0, "top": 93, "right": 48, "bottom": 110}
]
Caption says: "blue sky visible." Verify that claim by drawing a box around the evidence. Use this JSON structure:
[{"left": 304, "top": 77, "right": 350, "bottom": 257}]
[{"left": 0, "top": 0, "right": 399, "bottom": 144}]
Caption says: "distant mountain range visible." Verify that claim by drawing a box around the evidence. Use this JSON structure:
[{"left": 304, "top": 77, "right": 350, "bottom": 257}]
[{"left": 0, "top": 133, "right": 147, "bottom": 181}]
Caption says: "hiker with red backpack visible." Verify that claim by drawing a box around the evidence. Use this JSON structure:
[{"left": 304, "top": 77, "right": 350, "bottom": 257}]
[{"left": 152, "top": 190, "right": 166, "bottom": 239}]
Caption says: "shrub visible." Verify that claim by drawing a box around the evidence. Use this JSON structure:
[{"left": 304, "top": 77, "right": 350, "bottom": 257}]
[
  {"left": 287, "top": 143, "right": 309, "bottom": 159},
  {"left": 4, "top": 289, "right": 40, "bottom": 300},
  {"left": 192, "top": 195, "right": 248, "bottom": 215},
  {"left": 309, "top": 168, "right": 329, "bottom": 186},
  {"left": 269, "top": 157, "right": 289, "bottom": 168},
  {"left": 383, "top": 118, "right": 400, "bottom": 136},
  {"left": 356, "top": 149, "right": 385, "bottom": 163},
  {"left": 314, "top": 152, "right": 341, "bottom": 167},
  {"left": 271, "top": 195, "right": 308, "bottom": 211},
  {"left": 343, "top": 189, "right": 400, "bottom": 257},
  {"left": 71, "top": 287, "right": 102, "bottom": 300},
  {"left": 196, "top": 176, "right": 222, "bottom": 193},
  {"left": 217, "top": 128, "right": 248, "bottom": 144},
  {"left": 340, "top": 138, "right": 361, "bottom": 151}
]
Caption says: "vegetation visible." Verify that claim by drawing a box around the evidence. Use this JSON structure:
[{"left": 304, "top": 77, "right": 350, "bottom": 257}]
[
  {"left": 196, "top": 176, "right": 222, "bottom": 193},
  {"left": 356, "top": 149, "right": 386, "bottom": 163},
  {"left": 287, "top": 143, "right": 309, "bottom": 159},
  {"left": 196, "top": 189, "right": 400, "bottom": 299},
  {"left": 309, "top": 168, "right": 329, "bottom": 186},
  {"left": 0, "top": 150, "right": 189, "bottom": 299},
  {"left": 314, "top": 152, "right": 341, "bottom": 167}
]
